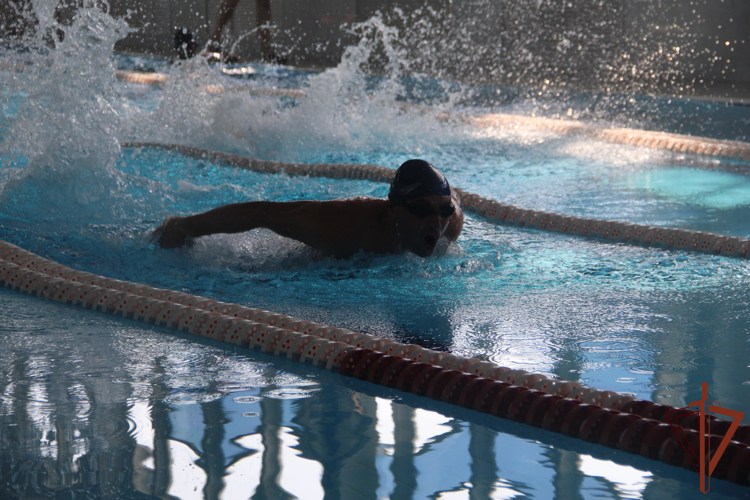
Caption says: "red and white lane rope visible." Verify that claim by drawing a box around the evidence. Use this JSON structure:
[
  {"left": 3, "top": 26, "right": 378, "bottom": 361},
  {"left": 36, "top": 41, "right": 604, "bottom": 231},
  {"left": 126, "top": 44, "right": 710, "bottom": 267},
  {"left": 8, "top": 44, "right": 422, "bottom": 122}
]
[
  {"left": 2, "top": 239, "right": 750, "bottom": 485},
  {"left": 121, "top": 142, "right": 750, "bottom": 260}
]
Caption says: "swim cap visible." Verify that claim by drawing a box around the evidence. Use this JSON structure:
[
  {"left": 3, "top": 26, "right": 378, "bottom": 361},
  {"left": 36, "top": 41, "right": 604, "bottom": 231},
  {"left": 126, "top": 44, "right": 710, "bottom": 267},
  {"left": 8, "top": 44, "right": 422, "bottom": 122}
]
[{"left": 388, "top": 160, "right": 451, "bottom": 204}]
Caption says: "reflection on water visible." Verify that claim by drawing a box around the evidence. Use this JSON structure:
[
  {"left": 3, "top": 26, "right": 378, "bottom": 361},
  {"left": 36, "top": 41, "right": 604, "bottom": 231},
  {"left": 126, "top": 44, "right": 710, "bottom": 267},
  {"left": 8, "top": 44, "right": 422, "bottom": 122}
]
[
  {"left": 579, "top": 456, "right": 653, "bottom": 500},
  {"left": 2, "top": 291, "right": 749, "bottom": 500}
]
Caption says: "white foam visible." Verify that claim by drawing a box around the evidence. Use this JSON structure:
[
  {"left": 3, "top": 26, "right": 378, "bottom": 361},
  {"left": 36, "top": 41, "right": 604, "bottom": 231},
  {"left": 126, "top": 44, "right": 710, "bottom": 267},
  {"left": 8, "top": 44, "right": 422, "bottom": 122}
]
[{"left": 0, "top": 5, "right": 131, "bottom": 216}]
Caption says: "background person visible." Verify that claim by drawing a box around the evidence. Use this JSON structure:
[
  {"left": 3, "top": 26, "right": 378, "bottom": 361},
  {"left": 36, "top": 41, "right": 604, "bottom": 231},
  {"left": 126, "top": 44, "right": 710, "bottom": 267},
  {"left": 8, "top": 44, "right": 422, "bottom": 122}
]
[{"left": 191, "top": 0, "right": 283, "bottom": 63}]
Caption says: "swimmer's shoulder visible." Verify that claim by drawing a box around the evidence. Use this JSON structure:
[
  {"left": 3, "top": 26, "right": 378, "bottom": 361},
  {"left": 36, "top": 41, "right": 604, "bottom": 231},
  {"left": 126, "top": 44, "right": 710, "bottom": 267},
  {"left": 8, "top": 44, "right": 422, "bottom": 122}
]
[
  {"left": 326, "top": 195, "right": 388, "bottom": 210},
  {"left": 322, "top": 196, "right": 390, "bottom": 228}
]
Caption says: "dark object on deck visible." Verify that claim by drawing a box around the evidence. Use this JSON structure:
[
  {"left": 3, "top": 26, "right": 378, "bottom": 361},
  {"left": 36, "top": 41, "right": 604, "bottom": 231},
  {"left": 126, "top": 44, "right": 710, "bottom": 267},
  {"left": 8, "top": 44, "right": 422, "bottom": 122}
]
[{"left": 174, "top": 28, "right": 197, "bottom": 60}]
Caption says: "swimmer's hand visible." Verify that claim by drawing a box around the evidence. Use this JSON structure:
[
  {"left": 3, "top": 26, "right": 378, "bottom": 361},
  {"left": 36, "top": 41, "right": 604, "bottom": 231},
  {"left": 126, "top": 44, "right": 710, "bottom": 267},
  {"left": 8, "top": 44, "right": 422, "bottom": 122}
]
[{"left": 153, "top": 216, "right": 193, "bottom": 248}]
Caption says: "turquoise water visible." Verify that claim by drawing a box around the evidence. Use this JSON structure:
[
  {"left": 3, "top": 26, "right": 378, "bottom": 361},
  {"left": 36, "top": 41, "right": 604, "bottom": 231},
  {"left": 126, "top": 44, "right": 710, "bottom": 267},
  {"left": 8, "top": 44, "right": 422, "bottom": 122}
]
[
  {"left": 3, "top": 128, "right": 750, "bottom": 499},
  {"left": 3, "top": 8, "right": 750, "bottom": 499}
]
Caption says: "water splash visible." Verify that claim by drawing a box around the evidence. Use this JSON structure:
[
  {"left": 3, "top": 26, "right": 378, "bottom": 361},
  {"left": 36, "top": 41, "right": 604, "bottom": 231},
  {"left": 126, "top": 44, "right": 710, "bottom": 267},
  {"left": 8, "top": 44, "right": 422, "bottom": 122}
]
[
  {"left": 1, "top": 2, "right": 128, "bottom": 168},
  {"left": 111, "top": 0, "right": 741, "bottom": 159},
  {"left": 0, "top": 2, "right": 130, "bottom": 216},
  {"left": 119, "top": 13, "right": 464, "bottom": 161},
  {"left": 1, "top": 1, "right": 738, "bottom": 177},
  {"left": 412, "top": 2, "right": 704, "bottom": 95}
]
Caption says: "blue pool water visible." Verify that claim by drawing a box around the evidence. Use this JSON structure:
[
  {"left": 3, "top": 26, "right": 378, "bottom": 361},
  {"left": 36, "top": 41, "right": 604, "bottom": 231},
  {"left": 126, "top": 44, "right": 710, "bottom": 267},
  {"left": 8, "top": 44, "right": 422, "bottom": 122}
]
[{"left": 3, "top": 8, "right": 750, "bottom": 500}]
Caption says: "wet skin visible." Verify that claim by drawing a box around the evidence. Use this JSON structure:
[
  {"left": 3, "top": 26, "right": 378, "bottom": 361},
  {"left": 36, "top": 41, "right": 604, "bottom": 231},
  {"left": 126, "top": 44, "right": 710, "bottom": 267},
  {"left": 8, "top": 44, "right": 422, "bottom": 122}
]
[{"left": 153, "top": 192, "right": 463, "bottom": 259}]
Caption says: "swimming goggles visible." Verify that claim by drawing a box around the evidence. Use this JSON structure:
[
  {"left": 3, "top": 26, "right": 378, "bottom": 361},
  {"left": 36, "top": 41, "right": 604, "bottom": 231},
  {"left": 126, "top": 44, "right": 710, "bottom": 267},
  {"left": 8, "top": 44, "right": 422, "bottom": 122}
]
[{"left": 404, "top": 202, "right": 456, "bottom": 219}]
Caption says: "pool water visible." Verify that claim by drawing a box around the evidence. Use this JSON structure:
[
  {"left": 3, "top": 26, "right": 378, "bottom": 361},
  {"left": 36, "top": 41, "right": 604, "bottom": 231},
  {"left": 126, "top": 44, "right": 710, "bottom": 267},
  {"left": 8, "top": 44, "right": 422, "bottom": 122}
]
[
  {"left": 3, "top": 291, "right": 750, "bottom": 500},
  {"left": 2, "top": 6, "right": 750, "bottom": 500}
]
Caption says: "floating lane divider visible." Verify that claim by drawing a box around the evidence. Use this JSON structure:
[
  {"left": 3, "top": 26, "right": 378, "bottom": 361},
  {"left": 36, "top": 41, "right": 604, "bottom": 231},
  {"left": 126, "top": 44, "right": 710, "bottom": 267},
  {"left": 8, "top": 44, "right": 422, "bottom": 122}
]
[
  {"left": 115, "top": 70, "right": 750, "bottom": 164},
  {"left": 2, "top": 239, "right": 750, "bottom": 486},
  {"left": 452, "top": 187, "right": 750, "bottom": 259},
  {"left": 470, "top": 112, "right": 750, "bottom": 165},
  {"left": 115, "top": 70, "right": 306, "bottom": 98},
  {"left": 121, "top": 142, "right": 750, "bottom": 260},
  {"left": 115, "top": 70, "right": 169, "bottom": 87}
]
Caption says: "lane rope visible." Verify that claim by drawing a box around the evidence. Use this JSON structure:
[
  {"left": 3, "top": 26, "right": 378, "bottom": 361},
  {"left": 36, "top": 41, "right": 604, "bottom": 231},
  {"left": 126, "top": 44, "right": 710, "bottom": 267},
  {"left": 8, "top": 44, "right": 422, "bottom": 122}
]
[
  {"left": 115, "top": 69, "right": 306, "bottom": 98},
  {"left": 121, "top": 142, "right": 750, "bottom": 260},
  {"left": 471, "top": 113, "right": 750, "bottom": 165},
  {"left": 3, "top": 239, "right": 750, "bottom": 485}
]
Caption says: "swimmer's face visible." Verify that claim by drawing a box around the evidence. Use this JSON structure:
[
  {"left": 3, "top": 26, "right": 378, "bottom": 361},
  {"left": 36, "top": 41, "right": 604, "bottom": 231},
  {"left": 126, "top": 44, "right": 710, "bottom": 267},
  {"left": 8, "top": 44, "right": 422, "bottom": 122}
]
[{"left": 393, "top": 194, "right": 455, "bottom": 257}]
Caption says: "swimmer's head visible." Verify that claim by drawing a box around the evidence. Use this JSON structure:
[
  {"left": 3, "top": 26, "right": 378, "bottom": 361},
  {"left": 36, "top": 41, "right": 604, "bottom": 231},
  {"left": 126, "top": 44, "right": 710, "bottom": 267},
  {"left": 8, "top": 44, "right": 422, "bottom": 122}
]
[
  {"left": 388, "top": 159, "right": 451, "bottom": 205},
  {"left": 389, "top": 160, "right": 455, "bottom": 257}
]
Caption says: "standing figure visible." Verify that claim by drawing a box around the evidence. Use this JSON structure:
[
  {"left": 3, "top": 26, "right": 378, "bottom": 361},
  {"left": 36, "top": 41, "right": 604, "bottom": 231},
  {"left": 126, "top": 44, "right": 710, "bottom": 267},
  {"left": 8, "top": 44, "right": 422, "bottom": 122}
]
[{"left": 203, "top": 0, "right": 282, "bottom": 63}]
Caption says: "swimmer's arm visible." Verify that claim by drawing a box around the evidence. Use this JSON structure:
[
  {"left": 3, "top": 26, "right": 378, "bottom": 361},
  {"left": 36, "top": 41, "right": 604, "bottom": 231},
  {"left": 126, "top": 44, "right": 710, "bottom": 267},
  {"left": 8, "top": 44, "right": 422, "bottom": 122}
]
[
  {"left": 443, "top": 190, "right": 464, "bottom": 242},
  {"left": 154, "top": 201, "right": 345, "bottom": 251}
]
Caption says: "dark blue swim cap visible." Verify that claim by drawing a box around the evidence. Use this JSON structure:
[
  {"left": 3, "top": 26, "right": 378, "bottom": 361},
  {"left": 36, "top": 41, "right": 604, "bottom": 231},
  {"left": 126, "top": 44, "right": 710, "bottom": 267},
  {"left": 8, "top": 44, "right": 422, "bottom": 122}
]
[{"left": 388, "top": 159, "right": 451, "bottom": 204}]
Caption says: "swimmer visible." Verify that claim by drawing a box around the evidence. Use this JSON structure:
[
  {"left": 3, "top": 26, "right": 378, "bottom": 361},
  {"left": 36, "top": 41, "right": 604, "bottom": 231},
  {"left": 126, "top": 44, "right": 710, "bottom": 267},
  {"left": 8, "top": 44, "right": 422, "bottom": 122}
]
[{"left": 153, "top": 159, "right": 463, "bottom": 259}]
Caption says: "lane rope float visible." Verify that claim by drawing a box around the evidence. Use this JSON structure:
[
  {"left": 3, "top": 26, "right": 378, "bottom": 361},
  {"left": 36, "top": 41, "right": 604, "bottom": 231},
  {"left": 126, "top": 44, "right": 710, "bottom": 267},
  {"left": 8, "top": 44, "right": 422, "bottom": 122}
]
[
  {"left": 116, "top": 69, "right": 750, "bottom": 164},
  {"left": 121, "top": 142, "right": 750, "bottom": 260},
  {"left": 3, "top": 239, "right": 750, "bottom": 486},
  {"left": 115, "top": 70, "right": 306, "bottom": 98},
  {"left": 470, "top": 112, "right": 750, "bottom": 165}
]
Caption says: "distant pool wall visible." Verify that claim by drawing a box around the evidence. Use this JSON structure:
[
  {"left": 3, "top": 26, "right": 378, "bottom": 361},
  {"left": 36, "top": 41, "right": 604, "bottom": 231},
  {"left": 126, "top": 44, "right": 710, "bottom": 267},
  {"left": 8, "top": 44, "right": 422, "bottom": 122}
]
[{"left": 2, "top": 0, "right": 746, "bottom": 101}]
